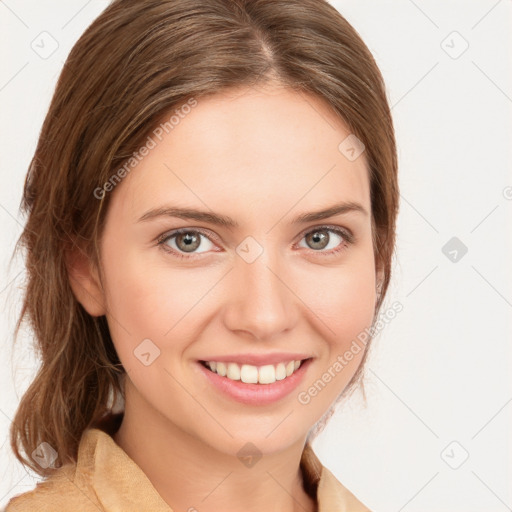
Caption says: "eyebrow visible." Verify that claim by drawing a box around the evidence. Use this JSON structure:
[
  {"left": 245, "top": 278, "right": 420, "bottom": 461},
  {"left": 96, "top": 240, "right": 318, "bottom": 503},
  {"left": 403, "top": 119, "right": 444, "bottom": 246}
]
[{"left": 137, "top": 201, "right": 368, "bottom": 228}]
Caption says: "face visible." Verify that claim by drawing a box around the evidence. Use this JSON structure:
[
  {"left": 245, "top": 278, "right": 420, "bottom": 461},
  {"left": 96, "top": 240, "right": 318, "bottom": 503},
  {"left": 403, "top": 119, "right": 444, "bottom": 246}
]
[{"left": 95, "top": 83, "right": 379, "bottom": 456}]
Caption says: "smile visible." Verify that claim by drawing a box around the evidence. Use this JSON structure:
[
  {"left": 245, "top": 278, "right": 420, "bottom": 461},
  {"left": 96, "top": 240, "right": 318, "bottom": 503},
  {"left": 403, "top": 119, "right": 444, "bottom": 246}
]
[
  {"left": 201, "top": 359, "right": 304, "bottom": 385},
  {"left": 197, "top": 358, "right": 313, "bottom": 405}
]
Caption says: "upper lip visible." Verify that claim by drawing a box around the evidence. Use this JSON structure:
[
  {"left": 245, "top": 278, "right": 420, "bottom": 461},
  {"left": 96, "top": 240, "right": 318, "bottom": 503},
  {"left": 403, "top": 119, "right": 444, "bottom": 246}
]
[{"left": 199, "top": 353, "right": 312, "bottom": 366}]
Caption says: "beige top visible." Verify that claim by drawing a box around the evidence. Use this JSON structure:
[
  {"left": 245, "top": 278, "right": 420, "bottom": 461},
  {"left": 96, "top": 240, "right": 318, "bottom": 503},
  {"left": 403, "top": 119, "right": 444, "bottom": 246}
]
[{"left": 6, "top": 419, "right": 371, "bottom": 511}]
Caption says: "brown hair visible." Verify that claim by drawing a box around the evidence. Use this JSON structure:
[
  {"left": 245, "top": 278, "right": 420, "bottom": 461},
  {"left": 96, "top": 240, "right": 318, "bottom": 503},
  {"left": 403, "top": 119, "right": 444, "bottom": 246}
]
[{"left": 10, "top": 0, "right": 398, "bottom": 477}]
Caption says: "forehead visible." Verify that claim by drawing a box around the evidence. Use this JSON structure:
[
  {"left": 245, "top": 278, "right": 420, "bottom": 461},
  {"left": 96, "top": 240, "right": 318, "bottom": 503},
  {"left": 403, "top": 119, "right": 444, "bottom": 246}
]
[{"left": 110, "top": 85, "right": 370, "bottom": 224}]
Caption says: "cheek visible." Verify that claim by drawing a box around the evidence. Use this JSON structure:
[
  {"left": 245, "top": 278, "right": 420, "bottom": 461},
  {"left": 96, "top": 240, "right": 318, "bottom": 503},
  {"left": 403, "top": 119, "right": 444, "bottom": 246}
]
[
  {"left": 294, "top": 251, "right": 377, "bottom": 392},
  {"left": 99, "top": 244, "right": 181, "bottom": 356},
  {"left": 100, "top": 244, "right": 216, "bottom": 373},
  {"left": 301, "top": 255, "right": 376, "bottom": 339},
  {"left": 326, "top": 271, "right": 376, "bottom": 339}
]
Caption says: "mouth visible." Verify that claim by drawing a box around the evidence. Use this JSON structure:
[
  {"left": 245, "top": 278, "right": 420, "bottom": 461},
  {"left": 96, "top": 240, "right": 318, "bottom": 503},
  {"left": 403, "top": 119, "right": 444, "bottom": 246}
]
[
  {"left": 196, "top": 357, "right": 313, "bottom": 405},
  {"left": 199, "top": 358, "right": 312, "bottom": 385}
]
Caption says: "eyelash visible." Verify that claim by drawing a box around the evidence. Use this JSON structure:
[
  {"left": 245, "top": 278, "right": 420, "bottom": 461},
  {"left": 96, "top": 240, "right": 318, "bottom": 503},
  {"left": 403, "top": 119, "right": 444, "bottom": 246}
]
[{"left": 156, "top": 225, "right": 354, "bottom": 260}]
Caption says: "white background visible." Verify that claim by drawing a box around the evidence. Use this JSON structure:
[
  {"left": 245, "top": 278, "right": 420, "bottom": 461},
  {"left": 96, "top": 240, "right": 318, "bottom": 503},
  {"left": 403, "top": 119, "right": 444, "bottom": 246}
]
[{"left": 1, "top": 1, "right": 511, "bottom": 510}]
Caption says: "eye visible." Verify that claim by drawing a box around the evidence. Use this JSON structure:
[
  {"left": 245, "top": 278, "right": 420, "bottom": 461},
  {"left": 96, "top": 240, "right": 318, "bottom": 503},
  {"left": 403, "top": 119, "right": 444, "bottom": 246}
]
[
  {"left": 296, "top": 225, "right": 353, "bottom": 256},
  {"left": 156, "top": 225, "right": 354, "bottom": 260},
  {"left": 157, "top": 228, "right": 216, "bottom": 258}
]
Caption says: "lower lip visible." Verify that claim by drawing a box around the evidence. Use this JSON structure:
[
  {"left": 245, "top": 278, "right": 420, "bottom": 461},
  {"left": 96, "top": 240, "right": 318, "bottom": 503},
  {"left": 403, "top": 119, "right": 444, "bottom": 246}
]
[{"left": 197, "top": 359, "right": 312, "bottom": 406}]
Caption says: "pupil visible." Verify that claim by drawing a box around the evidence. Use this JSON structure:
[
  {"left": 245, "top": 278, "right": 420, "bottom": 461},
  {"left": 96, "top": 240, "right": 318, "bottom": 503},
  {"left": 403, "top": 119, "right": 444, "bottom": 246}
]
[
  {"left": 179, "top": 232, "right": 200, "bottom": 252},
  {"left": 308, "top": 230, "right": 328, "bottom": 249}
]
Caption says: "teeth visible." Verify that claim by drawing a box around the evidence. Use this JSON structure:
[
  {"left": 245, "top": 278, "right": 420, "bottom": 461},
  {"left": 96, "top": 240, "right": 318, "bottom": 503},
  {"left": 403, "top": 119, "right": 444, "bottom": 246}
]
[
  {"left": 227, "top": 362, "right": 241, "bottom": 380},
  {"left": 259, "top": 365, "right": 275, "bottom": 384},
  {"left": 216, "top": 362, "right": 226, "bottom": 377},
  {"left": 240, "top": 364, "right": 258, "bottom": 384},
  {"left": 204, "top": 359, "right": 305, "bottom": 385}
]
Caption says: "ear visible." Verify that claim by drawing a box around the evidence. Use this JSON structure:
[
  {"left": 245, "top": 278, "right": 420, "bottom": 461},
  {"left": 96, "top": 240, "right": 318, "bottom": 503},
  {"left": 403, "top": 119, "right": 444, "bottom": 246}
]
[
  {"left": 65, "top": 245, "right": 107, "bottom": 317},
  {"left": 375, "top": 258, "right": 385, "bottom": 297}
]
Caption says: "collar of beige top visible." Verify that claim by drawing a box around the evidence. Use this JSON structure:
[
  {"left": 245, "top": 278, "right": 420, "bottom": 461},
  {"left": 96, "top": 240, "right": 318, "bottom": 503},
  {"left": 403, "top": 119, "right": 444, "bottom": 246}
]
[
  {"left": 78, "top": 412, "right": 372, "bottom": 511},
  {"left": 6, "top": 413, "right": 371, "bottom": 511}
]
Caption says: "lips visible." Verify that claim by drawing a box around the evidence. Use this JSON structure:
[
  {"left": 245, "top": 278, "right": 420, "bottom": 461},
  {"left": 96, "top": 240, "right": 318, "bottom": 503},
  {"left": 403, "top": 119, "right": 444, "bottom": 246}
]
[{"left": 197, "top": 356, "right": 313, "bottom": 405}]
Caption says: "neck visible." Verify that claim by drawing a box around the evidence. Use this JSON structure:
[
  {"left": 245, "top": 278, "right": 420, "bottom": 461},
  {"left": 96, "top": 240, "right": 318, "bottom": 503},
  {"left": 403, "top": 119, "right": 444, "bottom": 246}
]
[{"left": 112, "top": 386, "right": 317, "bottom": 512}]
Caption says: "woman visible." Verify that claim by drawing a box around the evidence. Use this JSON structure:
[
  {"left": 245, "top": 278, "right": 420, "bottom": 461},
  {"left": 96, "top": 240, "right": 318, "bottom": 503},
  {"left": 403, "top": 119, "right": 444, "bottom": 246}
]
[{"left": 6, "top": 0, "right": 398, "bottom": 510}]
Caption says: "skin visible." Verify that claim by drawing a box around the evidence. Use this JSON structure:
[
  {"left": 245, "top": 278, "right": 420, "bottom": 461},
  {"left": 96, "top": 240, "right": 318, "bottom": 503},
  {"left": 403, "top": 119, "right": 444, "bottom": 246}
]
[{"left": 69, "top": 82, "right": 383, "bottom": 512}]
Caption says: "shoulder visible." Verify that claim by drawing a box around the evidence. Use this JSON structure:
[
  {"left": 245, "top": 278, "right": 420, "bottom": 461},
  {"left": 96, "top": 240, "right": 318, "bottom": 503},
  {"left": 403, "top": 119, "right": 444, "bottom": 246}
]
[
  {"left": 301, "top": 443, "right": 373, "bottom": 512},
  {"left": 318, "top": 465, "right": 373, "bottom": 512},
  {"left": 4, "top": 463, "right": 102, "bottom": 512},
  {"left": 4, "top": 419, "right": 159, "bottom": 512},
  {"left": 4, "top": 425, "right": 117, "bottom": 512}
]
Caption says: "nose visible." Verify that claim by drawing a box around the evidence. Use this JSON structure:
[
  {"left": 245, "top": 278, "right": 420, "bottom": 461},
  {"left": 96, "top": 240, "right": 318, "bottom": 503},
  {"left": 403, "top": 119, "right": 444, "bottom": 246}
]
[{"left": 222, "top": 249, "right": 299, "bottom": 341}]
